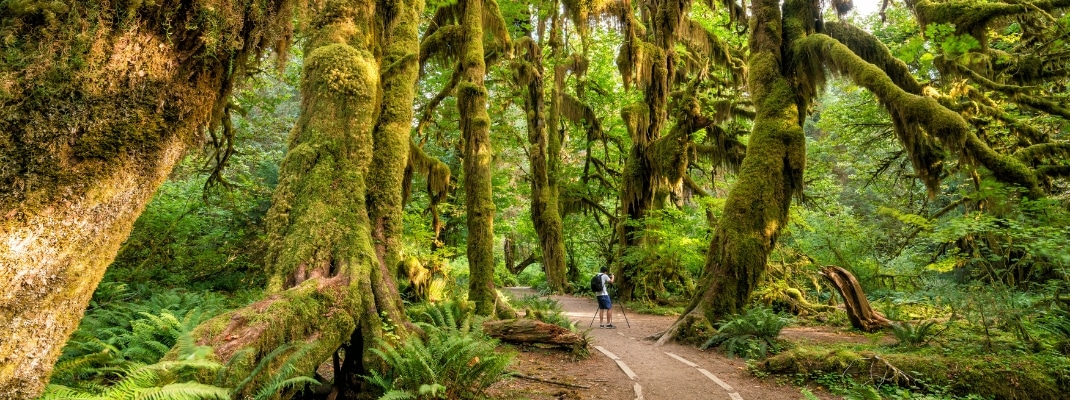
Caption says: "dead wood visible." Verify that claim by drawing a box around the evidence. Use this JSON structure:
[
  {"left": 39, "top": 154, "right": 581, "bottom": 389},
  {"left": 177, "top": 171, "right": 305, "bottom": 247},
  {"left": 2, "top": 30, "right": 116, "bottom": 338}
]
[
  {"left": 483, "top": 318, "right": 584, "bottom": 346},
  {"left": 506, "top": 372, "right": 590, "bottom": 389},
  {"left": 821, "top": 265, "right": 892, "bottom": 332}
]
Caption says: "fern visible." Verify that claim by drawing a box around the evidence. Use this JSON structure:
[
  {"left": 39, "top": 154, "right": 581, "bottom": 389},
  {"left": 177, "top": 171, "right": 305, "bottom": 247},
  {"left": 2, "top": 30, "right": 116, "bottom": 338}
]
[
  {"left": 891, "top": 320, "right": 938, "bottom": 346},
  {"left": 228, "top": 343, "right": 296, "bottom": 395},
  {"left": 249, "top": 343, "right": 319, "bottom": 400},
  {"left": 414, "top": 300, "right": 476, "bottom": 335},
  {"left": 39, "top": 356, "right": 226, "bottom": 400},
  {"left": 701, "top": 307, "right": 791, "bottom": 359},
  {"left": 222, "top": 342, "right": 320, "bottom": 400},
  {"left": 135, "top": 383, "right": 230, "bottom": 400},
  {"left": 366, "top": 329, "right": 512, "bottom": 399}
]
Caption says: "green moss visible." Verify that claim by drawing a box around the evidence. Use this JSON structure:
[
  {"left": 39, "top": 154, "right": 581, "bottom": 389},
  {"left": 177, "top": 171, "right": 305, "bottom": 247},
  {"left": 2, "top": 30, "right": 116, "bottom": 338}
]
[
  {"left": 765, "top": 345, "right": 1070, "bottom": 399},
  {"left": 794, "top": 33, "right": 1043, "bottom": 195}
]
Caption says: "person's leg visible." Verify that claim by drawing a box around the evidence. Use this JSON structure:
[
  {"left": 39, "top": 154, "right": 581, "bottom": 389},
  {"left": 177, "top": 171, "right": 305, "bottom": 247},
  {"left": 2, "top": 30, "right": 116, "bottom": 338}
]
[
  {"left": 597, "top": 295, "right": 609, "bottom": 327},
  {"left": 606, "top": 297, "right": 614, "bottom": 328}
]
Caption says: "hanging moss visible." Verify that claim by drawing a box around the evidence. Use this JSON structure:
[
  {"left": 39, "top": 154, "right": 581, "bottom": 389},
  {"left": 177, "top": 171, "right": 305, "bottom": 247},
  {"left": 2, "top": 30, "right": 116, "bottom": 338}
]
[
  {"left": 514, "top": 37, "right": 568, "bottom": 293},
  {"left": 795, "top": 33, "right": 1042, "bottom": 197}
]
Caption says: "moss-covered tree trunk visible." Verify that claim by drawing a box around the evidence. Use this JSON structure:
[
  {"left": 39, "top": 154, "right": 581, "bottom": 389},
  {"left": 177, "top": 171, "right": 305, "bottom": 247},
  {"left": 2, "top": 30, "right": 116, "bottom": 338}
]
[
  {"left": 516, "top": 38, "right": 568, "bottom": 293},
  {"left": 0, "top": 1, "right": 289, "bottom": 396},
  {"left": 660, "top": 0, "right": 808, "bottom": 341},
  {"left": 458, "top": 0, "right": 499, "bottom": 316},
  {"left": 615, "top": 0, "right": 683, "bottom": 301},
  {"left": 368, "top": 0, "right": 424, "bottom": 318},
  {"left": 186, "top": 0, "right": 419, "bottom": 394}
]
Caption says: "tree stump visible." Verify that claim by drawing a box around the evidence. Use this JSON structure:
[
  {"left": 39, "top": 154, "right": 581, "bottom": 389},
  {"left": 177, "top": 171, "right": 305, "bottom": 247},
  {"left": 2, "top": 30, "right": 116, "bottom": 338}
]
[
  {"left": 821, "top": 266, "right": 891, "bottom": 332},
  {"left": 482, "top": 319, "right": 583, "bottom": 347}
]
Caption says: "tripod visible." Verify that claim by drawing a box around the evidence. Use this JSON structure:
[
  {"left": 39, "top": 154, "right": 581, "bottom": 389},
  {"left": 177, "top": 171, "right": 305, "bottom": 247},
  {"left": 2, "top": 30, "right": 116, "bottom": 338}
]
[{"left": 588, "top": 284, "right": 631, "bottom": 328}]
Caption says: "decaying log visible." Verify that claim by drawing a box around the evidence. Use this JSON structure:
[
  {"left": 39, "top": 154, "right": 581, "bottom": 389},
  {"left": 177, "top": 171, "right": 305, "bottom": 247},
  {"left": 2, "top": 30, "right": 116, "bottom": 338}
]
[
  {"left": 821, "top": 266, "right": 892, "bottom": 332},
  {"left": 506, "top": 372, "right": 590, "bottom": 389},
  {"left": 483, "top": 319, "right": 583, "bottom": 347}
]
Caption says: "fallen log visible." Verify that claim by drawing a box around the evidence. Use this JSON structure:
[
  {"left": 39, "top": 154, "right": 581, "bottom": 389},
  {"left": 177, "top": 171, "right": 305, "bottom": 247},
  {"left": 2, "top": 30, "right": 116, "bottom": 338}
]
[
  {"left": 506, "top": 372, "right": 590, "bottom": 389},
  {"left": 483, "top": 318, "right": 584, "bottom": 347},
  {"left": 821, "top": 265, "right": 892, "bottom": 332}
]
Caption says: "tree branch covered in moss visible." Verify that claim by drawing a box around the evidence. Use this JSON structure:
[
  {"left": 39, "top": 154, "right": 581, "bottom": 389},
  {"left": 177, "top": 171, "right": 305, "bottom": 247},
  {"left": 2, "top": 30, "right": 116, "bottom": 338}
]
[{"left": 795, "top": 33, "right": 1043, "bottom": 197}]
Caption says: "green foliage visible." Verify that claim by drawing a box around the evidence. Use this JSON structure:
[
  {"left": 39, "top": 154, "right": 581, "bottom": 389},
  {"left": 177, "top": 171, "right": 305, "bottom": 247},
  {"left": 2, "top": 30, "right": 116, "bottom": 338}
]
[
  {"left": 1036, "top": 307, "right": 1070, "bottom": 354},
  {"left": 701, "top": 307, "right": 792, "bottom": 359},
  {"left": 619, "top": 207, "right": 707, "bottom": 300},
  {"left": 365, "top": 329, "right": 513, "bottom": 399},
  {"left": 41, "top": 329, "right": 227, "bottom": 400},
  {"left": 51, "top": 284, "right": 225, "bottom": 387},
  {"left": 891, "top": 320, "right": 938, "bottom": 347},
  {"left": 512, "top": 294, "right": 576, "bottom": 331},
  {"left": 224, "top": 342, "right": 318, "bottom": 400},
  {"left": 411, "top": 299, "right": 476, "bottom": 335}
]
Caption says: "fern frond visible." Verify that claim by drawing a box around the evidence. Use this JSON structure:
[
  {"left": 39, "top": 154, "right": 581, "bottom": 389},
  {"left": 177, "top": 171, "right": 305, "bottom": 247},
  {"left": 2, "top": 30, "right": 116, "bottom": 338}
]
[
  {"left": 38, "top": 384, "right": 104, "bottom": 400},
  {"left": 251, "top": 343, "right": 317, "bottom": 400},
  {"left": 137, "top": 382, "right": 230, "bottom": 400},
  {"left": 230, "top": 343, "right": 294, "bottom": 395},
  {"left": 252, "top": 376, "right": 318, "bottom": 400},
  {"left": 377, "top": 390, "right": 417, "bottom": 400}
]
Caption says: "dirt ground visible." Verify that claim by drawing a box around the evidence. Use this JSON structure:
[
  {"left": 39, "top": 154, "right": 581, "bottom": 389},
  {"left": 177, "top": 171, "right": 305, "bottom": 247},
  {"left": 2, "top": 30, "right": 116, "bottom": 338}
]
[{"left": 488, "top": 288, "right": 851, "bottom": 400}]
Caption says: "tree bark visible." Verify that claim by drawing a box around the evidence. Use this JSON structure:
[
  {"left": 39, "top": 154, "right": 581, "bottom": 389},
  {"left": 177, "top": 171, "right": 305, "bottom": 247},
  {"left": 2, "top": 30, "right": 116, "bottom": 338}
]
[
  {"left": 615, "top": 0, "right": 686, "bottom": 301},
  {"left": 459, "top": 0, "right": 499, "bottom": 316},
  {"left": 185, "top": 0, "right": 419, "bottom": 395},
  {"left": 0, "top": 1, "right": 290, "bottom": 396},
  {"left": 483, "top": 318, "right": 583, "bottom": 347},
  {"left": 659, "top": 0, "right": 809, "bottom": 344},
  {"left": 515, "top": 38, "right": 568, "bottom": 293},
  {"left": 821, "top": 266, "right": 892, "bottom": 332}
]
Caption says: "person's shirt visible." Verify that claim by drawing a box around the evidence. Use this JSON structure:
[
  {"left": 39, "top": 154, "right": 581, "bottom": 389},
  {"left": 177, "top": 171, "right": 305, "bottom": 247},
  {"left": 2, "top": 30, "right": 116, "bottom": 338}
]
[{"left": 599, "top": 273, "right": 611, "bottom": 296}]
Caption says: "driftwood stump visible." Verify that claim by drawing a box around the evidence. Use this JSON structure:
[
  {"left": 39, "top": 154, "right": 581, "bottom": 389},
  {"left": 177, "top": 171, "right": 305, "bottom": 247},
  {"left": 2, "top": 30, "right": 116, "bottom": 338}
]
[
  {"left": 821, "top": 266, "right": 892, "bottom": 332},
  {"left": 483, "top": 318, "right": 583, "bottom": 347}
]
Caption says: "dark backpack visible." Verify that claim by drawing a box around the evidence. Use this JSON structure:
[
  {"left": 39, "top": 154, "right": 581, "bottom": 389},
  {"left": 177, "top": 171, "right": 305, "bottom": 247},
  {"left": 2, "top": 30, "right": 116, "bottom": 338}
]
[{"left": 590, "top": 273, "right": 604, "bottom": 293}]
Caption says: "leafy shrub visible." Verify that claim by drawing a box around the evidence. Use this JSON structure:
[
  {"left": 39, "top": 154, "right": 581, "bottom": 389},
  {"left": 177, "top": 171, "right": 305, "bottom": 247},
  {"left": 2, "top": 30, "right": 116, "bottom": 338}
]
[
  {"left": 891, "top": 320, "right": 938, "bottom": 347},
  {"left": 365, "top": 330, "right": 513, "bottom": 399},
  {"left": 701, "top": 307, "right": 792, "bottom": 359}
]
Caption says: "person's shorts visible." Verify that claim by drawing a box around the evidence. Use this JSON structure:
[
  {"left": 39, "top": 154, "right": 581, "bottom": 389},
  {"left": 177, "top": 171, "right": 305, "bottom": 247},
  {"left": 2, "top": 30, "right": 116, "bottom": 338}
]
[{"left": 597, "top": 295, "right": 612, "bottom": 309}]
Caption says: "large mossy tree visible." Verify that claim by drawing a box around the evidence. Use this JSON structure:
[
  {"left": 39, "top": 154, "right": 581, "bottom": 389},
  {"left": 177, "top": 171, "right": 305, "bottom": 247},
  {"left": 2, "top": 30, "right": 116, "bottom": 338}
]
[
  {"left": 419, "top": 0, "right": 514, "bottom": 315},
  {"left": 184, "top": 0, "right": 426, "bottom": 395},
  {"left": 0, "top": 0, "right": 292, "bottom": 395},
  {"left": 661, "top": 0, "right": 1070, "bottom": 341}
]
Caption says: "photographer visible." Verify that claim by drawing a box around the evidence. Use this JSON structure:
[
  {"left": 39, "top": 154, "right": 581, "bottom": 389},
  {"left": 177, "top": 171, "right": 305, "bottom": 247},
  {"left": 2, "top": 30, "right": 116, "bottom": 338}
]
[{"left": 595, "top": 266, "right": 616, "bottom": 328}]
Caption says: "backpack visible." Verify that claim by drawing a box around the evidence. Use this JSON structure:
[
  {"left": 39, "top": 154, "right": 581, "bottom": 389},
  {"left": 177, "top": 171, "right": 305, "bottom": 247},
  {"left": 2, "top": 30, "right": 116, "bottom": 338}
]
[{"left": 590, "top": 273, "right": 604, "bottom": 293}]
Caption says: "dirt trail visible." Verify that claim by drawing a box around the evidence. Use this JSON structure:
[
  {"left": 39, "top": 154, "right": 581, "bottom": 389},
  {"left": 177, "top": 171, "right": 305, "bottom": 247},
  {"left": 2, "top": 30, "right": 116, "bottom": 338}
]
[{"left": 494, "top": 288, "right": 832, "bottom": 400}]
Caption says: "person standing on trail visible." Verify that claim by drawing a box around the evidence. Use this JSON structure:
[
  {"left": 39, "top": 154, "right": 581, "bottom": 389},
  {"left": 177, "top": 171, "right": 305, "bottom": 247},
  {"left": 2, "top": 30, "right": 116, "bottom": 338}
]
[{"left": 595, "top": 266, "right": 615, "bottom": 328}]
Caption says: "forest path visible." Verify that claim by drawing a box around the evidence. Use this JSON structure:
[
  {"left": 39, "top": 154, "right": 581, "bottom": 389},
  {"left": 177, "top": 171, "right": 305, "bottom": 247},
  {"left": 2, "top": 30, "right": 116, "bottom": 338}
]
[{"left": 499, "top": 287, "right": 829, "bottom": 400}]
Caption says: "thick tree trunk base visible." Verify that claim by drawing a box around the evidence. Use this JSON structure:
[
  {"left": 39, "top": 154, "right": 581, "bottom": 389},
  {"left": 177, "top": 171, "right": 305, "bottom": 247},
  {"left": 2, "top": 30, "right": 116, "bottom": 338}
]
[
  {"left": 483, "top": 319, "right": 583, "bottom": 348},
  {"left": 821, "top": 266, "right": 891, "bottom": 332},
  {"left": 653, "top": 309, "right": 714, "bottom": 346}
]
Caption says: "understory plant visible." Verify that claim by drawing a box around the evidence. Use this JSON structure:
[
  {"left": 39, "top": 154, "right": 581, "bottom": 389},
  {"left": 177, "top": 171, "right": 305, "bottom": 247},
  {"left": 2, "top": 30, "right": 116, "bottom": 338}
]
[
  {"left": 365, "top": 327, "right": 513, "bottom": 399},
  {"left": 891, "top": 320, "right": 938, "bottom": 347},
  {"left": 40, "top": 331, "right": 228, "bottom": 400},
  {"left": 512, "top": 294, "right": 577, "bottom": 331},
  {"left": 702, "top": 306, "right": 792, "bottom": 358}
]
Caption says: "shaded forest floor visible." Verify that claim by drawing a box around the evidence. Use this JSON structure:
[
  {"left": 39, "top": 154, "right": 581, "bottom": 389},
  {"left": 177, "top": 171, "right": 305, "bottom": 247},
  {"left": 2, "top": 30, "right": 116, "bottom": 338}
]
[{"left": 489, "top": 288, "right": 857, "bottom": 399}]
